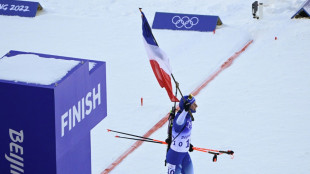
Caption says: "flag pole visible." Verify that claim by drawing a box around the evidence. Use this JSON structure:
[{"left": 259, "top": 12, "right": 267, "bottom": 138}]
[{"left": 171, "top": 74, "right": 194, "bottom": 121}]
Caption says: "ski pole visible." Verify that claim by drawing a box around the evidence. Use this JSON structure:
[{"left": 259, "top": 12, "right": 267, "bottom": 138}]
[
  {"left": 115, "top": 134, "right": 234, "bottom": 157},
  {"left": 115, "top": 135, "right": 167, "bottom": 145},
  {"left": 108, "top": 129, "right": 167, "bottom": 144},
  {"left": 109, "top": 129, "right": 234, "bottom": 161},
  {"left": 107, "top": 129, "right": 154, "bottom": 141},
  {"left": 193, "top": 147, "right": 234, "bottom": 155},
  {"left": 114, "top": 135, "right": 233, "bottom": 162},
  {"left": 192, "top": 147, "right": 234, "bottom": 162}
]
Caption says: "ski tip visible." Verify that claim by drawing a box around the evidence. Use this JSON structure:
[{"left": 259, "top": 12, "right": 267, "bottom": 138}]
[
  {"left": 107, "top": 129, "right": 111, "bottom": 132},
  {"left": 115, "top": 136, "right": 119, "bottom": 138}
]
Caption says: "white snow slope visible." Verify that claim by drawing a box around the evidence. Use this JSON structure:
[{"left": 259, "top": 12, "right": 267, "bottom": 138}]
[{"left": 1, "top": 0, "right": 310, "bottom": 174}]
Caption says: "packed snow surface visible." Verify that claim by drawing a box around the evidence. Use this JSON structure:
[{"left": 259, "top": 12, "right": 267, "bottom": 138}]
[{"left": 1, "top": 0, "right": 310, "bottom": 173}]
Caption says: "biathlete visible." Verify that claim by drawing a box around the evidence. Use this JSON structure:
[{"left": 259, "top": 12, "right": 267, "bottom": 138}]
[{"left": 166, "top": 94, "right": 198, "bottom": 174}]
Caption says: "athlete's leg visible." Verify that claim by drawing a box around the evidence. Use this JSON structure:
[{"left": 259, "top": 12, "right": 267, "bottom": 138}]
[
  {"left": 166, "top": 149, "right": 187, "bottom": 174},
  {"left": 167, "top": 163, "right": 182, "bottom": 174},
  {"left": 181, "top": 153, "right": 194, "bottom": 174}
]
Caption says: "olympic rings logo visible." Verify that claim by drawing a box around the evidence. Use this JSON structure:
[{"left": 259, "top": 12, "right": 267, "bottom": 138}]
[{"left": 172, "top": 16, "right": 199, "bottom": 29}]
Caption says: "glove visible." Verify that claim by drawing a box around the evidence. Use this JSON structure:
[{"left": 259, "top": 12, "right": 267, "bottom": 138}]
[
  {"left": 165, "top": 138, "right": 171, "bottom": 145},
  {"left": 184, "top": 101, "right": 191, "bottom": 112},
  {"left": 189, "top": 144, "right": 194, "bottom": 152}
]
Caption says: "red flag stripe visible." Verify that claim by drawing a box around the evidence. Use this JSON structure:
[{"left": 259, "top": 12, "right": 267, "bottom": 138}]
[{"left": 150, "top": 60, "right": 179, "bottom": 102}]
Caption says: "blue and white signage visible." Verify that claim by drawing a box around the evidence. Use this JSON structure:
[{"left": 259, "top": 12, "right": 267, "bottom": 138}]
[
  {"left": 152, "top": 12, "right": 222, "bottom": 32},
  {"left": 0, "top": 50, "right": 107, "bottom": 174},
  {"left": 0, "top": 0, "right": 42, "bottom": 17}
]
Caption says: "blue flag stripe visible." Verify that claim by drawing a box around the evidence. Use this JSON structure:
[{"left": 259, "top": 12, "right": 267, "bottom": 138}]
[{"left": 141, "top": 12, "right": 158, "bottom": 46}]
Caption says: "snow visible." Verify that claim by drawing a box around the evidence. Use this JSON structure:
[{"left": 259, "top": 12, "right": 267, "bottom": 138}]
[
  {"left": 1, "top": 0, "right": 310, "bottom": 174},
  {"left": 0, "top": 53, "right": 99, "bottom": 85},
  {"left": 0, "top": 54, "right": 80, "bottom": 85},
  {"left": 89, "top": 62, "right": 97, "bottom": 71}
]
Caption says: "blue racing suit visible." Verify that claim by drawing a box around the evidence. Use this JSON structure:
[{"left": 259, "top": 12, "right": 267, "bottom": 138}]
[{"left": 166, "top": 109, "right": 194, "bottom": 174}]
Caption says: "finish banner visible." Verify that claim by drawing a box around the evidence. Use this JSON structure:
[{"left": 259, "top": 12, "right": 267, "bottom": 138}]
[
  {"left": 0, "top": 0, "right": 43, "bottom": 17},
  {"left": 152, "top": 12, "right": 223, "bottom": 32},
  {"left": 0, "top": 50, "right": 107, "bottom": 174}
]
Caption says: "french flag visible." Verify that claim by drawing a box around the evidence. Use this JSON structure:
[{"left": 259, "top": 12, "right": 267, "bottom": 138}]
[{"left": 140, "top": 10, "right": 179, "bottom": 102}]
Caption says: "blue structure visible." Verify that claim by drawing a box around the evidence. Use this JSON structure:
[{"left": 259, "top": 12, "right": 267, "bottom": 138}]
[
  {"left": 0, "top": 0, "right": 43, "bottom": 17},
  {"left": 0, "top": 50, "right": 107, "bottom": 174},
  {"left": 152, "top": 12, "right": 222, "bottom": 32},
  {"left": 292, "top": 0, "right": 310, "bottom": 18}
]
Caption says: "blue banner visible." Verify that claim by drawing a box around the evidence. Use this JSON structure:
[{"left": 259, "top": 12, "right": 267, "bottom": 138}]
[
  {"left": 291, "top": 0, "right": 310, "bottom": 18},
  {"left": 0, "top": 0, "right": 42, "bottom": 17},
  {"left": 152, "top": 12, "right": 222, "bottom": 32}
]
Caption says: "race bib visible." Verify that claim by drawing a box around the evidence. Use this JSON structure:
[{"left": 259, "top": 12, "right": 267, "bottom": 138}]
[
  {"left": 170, "top": 120, "right": 192, "bottom": 152},
  {"left": 167, "top": 163, "right": 176, "bottom": 174}
]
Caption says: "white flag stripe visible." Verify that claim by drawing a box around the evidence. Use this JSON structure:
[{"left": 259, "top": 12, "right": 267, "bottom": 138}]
[{"left": 143, "top": 38, "right": 173, "bottom": 75}]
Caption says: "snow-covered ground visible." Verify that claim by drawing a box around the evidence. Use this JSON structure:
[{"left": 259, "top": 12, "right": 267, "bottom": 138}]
[{"left": 1, "top": 0, "right": 310, "bottom": 173}]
